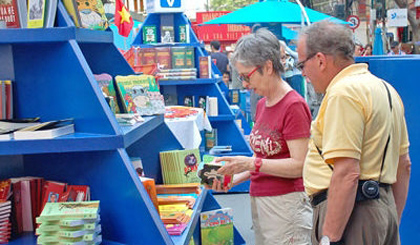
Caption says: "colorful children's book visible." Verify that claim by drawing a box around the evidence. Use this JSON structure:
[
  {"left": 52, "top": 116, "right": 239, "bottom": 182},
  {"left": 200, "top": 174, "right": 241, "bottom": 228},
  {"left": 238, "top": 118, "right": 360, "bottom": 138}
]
[
  {"left": 62, "top": 0, "right": 81, "bottom": 27},
  {"left": 115, "top": 75, "right": 165, "bottom": 115},
  {"left": 76, "top": 0, "right": 107, "bottom": 30},
  {"left": 200, "top": 208, "right": 234, "bottom": 245},
  {"left": 94, "top": 73, "right": 120, "bottom": 114},
  {"left": 159, "top": 149, "right": 201, "bottom": 185}
]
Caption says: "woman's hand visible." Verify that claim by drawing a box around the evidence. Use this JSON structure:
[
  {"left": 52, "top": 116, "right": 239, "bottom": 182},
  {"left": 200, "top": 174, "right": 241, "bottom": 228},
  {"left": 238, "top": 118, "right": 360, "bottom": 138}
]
[
  {"left": 203, "top": 179, "right": 230, "bottom": 193},
  {"left": 215, "top": 156, "right": 254, "bottom": 175}
]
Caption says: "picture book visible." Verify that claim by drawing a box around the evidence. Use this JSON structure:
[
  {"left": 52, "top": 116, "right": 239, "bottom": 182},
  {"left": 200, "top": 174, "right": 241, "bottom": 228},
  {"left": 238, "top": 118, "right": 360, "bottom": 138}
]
[
  {"left": 178, "top": 24, "right": 189, "bottom": 43},
  {"left": 94, "top": 73, "right": 120, "bottom": 114},
  {"left": 198, "top": 155, "right": 232, "bottom": 188},
  {"left": 200, "top": 208, "right": 234, "bottom": 245},
  {"left": 161, "top": 25, "right": 175, "bottom": 43},
  {"left": 115, "top": 75, "right": 165, "bottom": 116},
  {"left": 159, "top": 149, "right": 201, "bottom": 185},
  {"left": 62, "top": 0, "right": 81, "bottom": 27},
  {"left": 76, "top": 0, "right": 107, "bottom": 30},
  {"left": 27, "top": 0, "right": 46, "bottom": 28},
  {"left": 0, "top": 0, "right": 21, "bottom": 28},
  {"left": 142, "top": 25, "right": 157, "bottom": 44}
]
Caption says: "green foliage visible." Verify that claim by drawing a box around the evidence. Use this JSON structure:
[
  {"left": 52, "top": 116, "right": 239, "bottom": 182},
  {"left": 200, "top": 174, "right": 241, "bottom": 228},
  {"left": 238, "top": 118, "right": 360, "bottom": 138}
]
[{"left": 208, "top": 0, "right": 258, "bottom": 11}]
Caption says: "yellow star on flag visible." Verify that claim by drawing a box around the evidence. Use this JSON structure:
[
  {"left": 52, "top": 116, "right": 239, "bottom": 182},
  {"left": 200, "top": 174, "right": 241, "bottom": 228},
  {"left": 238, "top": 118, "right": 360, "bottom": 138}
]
[{"left": 118, "top": 7, "right": 131, "bottom": 24}]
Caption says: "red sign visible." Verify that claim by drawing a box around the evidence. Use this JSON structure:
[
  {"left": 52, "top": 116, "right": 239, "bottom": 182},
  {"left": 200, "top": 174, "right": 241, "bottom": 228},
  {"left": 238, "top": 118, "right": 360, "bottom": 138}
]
[
  {"left": 346, "top": 15, "right": 360, "bottom": 30},
  {"left": 194, "top": 11, "right": 251, "bottom": 43}
]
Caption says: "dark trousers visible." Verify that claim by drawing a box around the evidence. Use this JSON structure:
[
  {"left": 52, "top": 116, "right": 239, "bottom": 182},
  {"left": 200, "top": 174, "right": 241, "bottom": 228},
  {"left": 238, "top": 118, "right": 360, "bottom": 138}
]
[{"left": 311, "top": 186, "right": 400, "bottom": 245}]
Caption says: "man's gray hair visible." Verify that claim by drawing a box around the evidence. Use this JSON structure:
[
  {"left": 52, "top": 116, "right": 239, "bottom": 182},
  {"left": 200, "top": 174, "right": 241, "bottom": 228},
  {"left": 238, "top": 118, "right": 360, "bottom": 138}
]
[
  {"left": 231, "top": 28, "right": 284, "bottom": 76},
  {"left": 301, "top": 20, "right": 355, "bottom": 61}
]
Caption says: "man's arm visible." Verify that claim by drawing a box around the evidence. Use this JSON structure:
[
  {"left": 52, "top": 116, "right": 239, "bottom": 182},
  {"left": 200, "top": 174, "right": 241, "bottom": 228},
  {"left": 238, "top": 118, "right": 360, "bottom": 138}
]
[
  {"left": 322, "top": 157, "right": 360, "bottom": 242},
  {"left": 392, "top": 153, "right": 411, "bottom": 223}
]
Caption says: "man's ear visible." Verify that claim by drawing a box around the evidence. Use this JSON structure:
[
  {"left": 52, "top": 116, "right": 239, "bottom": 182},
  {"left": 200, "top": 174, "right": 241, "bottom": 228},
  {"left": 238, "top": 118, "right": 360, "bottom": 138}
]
[{"left": 316, "top": 52, "right": 328, "bottom": 72}]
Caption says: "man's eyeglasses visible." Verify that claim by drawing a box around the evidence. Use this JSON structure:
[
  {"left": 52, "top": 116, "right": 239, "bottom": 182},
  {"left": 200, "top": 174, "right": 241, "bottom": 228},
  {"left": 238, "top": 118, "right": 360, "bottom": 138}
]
[
  {"left": 238, "top": 66, "right": 260, "bottom": 83},
  {"left": 296, "top": 53, "right": 316, "bottom": 71}
]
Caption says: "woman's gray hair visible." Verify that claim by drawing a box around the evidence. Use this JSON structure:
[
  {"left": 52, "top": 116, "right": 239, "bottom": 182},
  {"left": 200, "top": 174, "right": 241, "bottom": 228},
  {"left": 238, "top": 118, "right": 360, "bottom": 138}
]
[
  {"left": 300, "top": 20, "right": 355, "bottom": 61},
  {"left": 231, "top": 28, "right": 284, "bottom": 76}
]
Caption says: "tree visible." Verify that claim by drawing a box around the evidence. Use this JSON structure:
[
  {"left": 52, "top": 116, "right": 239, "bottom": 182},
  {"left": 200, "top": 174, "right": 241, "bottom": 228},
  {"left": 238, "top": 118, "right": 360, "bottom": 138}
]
[
  {"left": 393, "top": 0, "right": 420, "bottom": 49},
  {"left": 207, "top": 0, "right": 258, "bottom": 11}
]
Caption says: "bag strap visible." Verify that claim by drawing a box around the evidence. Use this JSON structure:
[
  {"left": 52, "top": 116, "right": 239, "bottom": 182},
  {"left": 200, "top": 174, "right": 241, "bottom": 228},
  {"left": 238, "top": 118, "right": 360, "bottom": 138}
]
[{"left": 315, "top": 81, "right": 393, "bottom": 182}]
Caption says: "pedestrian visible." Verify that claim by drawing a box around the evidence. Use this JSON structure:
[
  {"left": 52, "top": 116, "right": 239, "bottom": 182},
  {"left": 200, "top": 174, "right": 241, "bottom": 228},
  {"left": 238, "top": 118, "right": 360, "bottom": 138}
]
[
  {"left": 210, "top": 40, "right": 229, "bottom": 75},
  {"left": 297, "top": 20, "right": 411, "bottom": 245},
  {"left": 210, "top": 28, "right": 313, "bottom": 245},
  {"left": 362, "top": 43, "right": 372, "bottom": 56},
  {"left": 388, "top": 41, "right": 406, "bottom": 55}
]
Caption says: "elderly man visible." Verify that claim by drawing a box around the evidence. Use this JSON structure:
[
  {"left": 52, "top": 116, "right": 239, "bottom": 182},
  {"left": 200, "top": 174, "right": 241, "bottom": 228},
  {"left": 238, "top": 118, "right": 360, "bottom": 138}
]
[{"left": 298, "top": 21, "right": 411, "bottom": 245}]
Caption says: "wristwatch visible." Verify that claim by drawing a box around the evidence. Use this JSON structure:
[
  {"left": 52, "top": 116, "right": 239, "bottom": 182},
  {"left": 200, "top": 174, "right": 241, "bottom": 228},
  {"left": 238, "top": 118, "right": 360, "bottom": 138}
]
[
  {"left": 254, "top": 158, "right": 263, "bottom": 173},
  {"left": 320, "top": 235, "right": 344, "bottom": 245}
]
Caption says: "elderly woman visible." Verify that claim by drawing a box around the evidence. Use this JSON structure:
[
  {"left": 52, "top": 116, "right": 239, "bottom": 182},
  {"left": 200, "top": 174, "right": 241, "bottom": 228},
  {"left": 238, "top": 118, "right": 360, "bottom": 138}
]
[{"left": 211, "top": 28, "right": 313, "bottom": 245}]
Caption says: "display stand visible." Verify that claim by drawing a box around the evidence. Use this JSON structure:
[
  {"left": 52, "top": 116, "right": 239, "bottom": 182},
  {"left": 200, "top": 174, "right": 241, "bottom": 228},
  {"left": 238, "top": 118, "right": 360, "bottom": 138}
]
[
  {"left": 0, "top": 3, "right": 245, "bottom": 244},
  {"left": 132, "top": 12, "right": 253, "bottom": 158},
  {"left": 356, "top": 55, "right": 420, "bottom": 243}
]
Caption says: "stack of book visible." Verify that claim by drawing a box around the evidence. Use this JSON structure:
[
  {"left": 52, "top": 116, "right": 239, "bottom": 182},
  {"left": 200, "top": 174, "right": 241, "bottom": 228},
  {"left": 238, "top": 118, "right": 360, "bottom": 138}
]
[
  {"left": 157, "top": 68, "right": 197, "bottom": 81},
  {"left": 36, "top": 201, "right": 101, "bottom": 245},
  {"left": 159, "top": 149, "right": 201, "bottom": 184},
  {"left": 156, "top": 183, "right": 201, "bottom": 236},
  {"left": 0, "top": 180, "right": 12, "bottom": 243}
]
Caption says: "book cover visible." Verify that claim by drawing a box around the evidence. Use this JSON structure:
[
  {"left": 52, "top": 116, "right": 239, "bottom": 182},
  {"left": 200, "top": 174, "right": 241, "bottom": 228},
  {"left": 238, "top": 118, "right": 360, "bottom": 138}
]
[
  {"left": 141, "top": 48, "right": 157, "bottom": 65},
  {"left": 184, "top": 47, "right": 195, "bottom": 69},
  {"left": 62, "top": 0, "right": 81, "bottom": 27},
  {"left": 199, "top": 56, "right": 211, "bottom": 78},
  {"left": 171, "top": 47, "right": 186, "bottom": 69},
  {"left": 165, "top": 223, "right": 187, "bottom": 235},
  {"left": 178, "top": 24, "right": 189, "bottom": 43},
  {"left": 76, "top": 0, "right": 107, "bottom": 30},
  {"left": 40, "top": 180, "right": 66, "bottom": 213},
  {"left": 27, "top": 0, "right": 46, "bottom": 28},
  {"left": 142, "top": 25, "right": 157, "bottom": 44},
  {"left": 139, "top": 177, "right": 159, "bottom": 215},
  {"left": 159, "top": 149, "right": 201, "bottom": 185},
  {"left": 183, "top": 95, "right": 194, "bottom": 107},
  {"left": 43, "top": 0, "right": 57, "bottom": 27},
  {"left": 0, "top": 0, "right": 20, "bottom": 28},
  {"left": 94, "top": 73, "right": 120, "bottom": 114},
  {"left": 155, "top": 47, "right": 172, "bottom": 70},
  {"left": 161, "top": 25, "right": 175, "bottom": 43},
  {"left": 200, "top": 208, "right": 234, "bottom": 245},
  {"left": 115, "top": 75, "right": 164, "bottom": 116},
  {"left": 60, "top": 185, "right": 90, "bottom": 202},
  {"left": 198, "top": 155, "right": 232, "bottom": 188}
]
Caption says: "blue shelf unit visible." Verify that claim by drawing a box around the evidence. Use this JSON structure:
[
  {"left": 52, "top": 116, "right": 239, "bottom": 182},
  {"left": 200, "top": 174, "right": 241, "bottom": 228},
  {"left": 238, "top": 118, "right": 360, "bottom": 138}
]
[
  {"left": 355, "top": 55, "right": 420, "bottom": 244},
  {"left": 0, "top": 3, "right": 246, "bottom": 245},
  {"left": 132, "top": 12, "right": 253, "bottom": 158}
]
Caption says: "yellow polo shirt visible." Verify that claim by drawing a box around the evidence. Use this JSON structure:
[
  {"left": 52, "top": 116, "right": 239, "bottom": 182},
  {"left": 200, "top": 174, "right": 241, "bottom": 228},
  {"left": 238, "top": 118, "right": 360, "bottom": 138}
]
[{"left": 304, "top": 64, "right": 410, "bottom": 196}]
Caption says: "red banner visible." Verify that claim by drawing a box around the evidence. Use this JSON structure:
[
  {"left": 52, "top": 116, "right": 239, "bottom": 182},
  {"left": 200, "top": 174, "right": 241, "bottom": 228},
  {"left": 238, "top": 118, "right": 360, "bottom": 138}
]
[{"left": 194, "top": 11, "right": 251, "bottom": 43}]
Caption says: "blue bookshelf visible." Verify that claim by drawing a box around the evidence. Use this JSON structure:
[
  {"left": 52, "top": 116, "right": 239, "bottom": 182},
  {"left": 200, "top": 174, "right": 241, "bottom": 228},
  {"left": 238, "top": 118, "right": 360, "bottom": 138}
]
[
  {"left": 0, "top": 2, "right": 246, "bottom": 245},
  {"left": 132, "top": 12, "right": 253, "bottom": 158}
]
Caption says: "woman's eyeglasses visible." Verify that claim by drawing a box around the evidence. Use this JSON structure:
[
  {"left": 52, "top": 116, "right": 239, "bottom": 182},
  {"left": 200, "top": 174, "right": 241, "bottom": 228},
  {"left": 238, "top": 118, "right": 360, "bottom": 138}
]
[{"left": 238, "top": 66, "right": 260, "bottom": 83}]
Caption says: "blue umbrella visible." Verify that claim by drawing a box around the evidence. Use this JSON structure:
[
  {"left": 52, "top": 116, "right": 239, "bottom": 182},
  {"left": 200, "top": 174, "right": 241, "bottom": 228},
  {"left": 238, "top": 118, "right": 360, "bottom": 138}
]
[
  {"left": 373, "top": 27, "right": 385, "bottom": 55},
  {"left": 203, "top": 0, "right": 348, "bottom": 25},
  {"left": 282, "top": 26, "right": 298, "bottom": 40}
]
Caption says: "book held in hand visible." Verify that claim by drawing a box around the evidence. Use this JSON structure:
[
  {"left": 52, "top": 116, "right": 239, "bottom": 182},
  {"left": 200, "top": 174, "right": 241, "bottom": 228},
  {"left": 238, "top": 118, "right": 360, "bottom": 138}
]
[{"left": 198, "top": 155, "right": 232, "bottom": 188}]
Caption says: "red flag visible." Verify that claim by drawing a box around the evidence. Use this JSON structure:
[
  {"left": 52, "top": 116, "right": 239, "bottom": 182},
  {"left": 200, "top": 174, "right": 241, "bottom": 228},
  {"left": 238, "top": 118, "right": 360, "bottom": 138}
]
[{"left": 115, "top": 0, "right": 134, "bottom": 37}]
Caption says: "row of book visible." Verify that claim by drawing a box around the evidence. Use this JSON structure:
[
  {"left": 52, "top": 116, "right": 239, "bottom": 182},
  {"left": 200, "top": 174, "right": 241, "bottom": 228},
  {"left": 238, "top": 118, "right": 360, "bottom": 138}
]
[
  {"left": 143, "top": 24, "right": 190, "bottom": 44},
  {"left": 0, "top": 178, "right": 90, "bottom": 238},
  {"left": 134, "top": 47, "right": 196, "bottom": 70},
  {"left": 0, "top": 80, "right": 13, "bottom": 120},
  {"left": 0, "top": 0, "right": 107, "bottom": 30},
  {"left": 95, "top": 73, "right": 165, "bottom": 116}
]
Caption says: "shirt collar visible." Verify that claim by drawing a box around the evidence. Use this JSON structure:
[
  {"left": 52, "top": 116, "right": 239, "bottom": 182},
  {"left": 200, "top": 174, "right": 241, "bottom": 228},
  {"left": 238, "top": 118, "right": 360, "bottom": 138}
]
[{"left": 326, "top": 63, "right": 369, "bottom": 93}]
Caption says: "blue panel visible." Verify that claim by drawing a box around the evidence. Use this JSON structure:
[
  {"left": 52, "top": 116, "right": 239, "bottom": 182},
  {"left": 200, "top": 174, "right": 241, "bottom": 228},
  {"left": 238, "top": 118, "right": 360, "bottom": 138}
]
[
  {"left": 0, "top": 155, "right": 24, "bottom": 179},
  {"left": 158, "top": 78, "right": 217, "bottom": 86},
  {"left": 23, "top": 150, "right": 171, "bottom": 244},
  {"left": 12, "top": 42, "right": 117, "bottom": 135},
  {"left": 208, "top": 120, "right": 253, "bottom": 155},
  {"left": 355, "top": 56, "right": 420, "bottom": 243},
  {"left": 0, "top": 45, "right": 14, "bottom": 80},
  {"left": 56, "top": 1, "right": 74, "bottom": 27},
  {"left": 126, "top": 122, "right": 182, "bottom": 184},
  {"left": 121, "top": 115, "right": 165, "bottom": 147}
]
